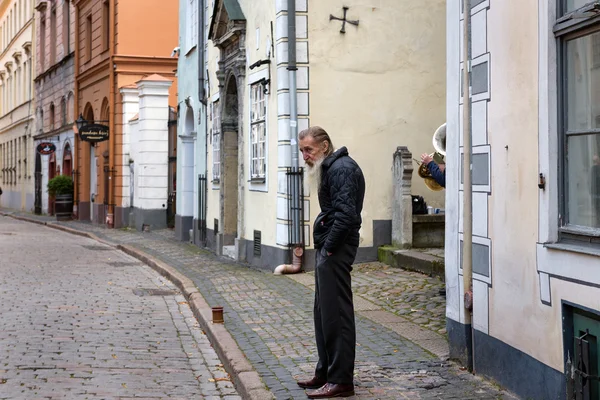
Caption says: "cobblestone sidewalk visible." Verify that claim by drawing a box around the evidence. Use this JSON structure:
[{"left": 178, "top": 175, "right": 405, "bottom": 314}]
[{"left": 1, "top": 210, "right": 517, "bottom": 400}]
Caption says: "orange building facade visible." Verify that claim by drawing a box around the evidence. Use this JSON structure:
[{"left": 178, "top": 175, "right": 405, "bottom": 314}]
[{"left": 72, "top": 0, "right": 178, "bottom": 227}]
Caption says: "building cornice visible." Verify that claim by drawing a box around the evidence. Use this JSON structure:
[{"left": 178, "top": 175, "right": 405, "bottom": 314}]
[
  {"left": 34, "top": 52, "right": 75, "bottom": 83},
  {"left": 22, "top": 41, "right": 32, "bottom": 55},
  {"left": 76, "top": 58, "right": 110, "bottom": 85},
  {"left": 12, "top": 51, "right": 22, "bottom": 63},
  {"left": 33, "top": 124, "right": 73, "bottom": 141},
  {"left": 0, "top": 19, "right": 33, "bottom": 60},
  {"left": 34, "top": 1, "right": 47, "bottom": 12}
]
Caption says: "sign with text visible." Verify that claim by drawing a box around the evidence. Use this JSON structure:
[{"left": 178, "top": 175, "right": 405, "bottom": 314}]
[
  {"left": 36, "top": 142, "right": 56, "bottom": 155},
  {"left": 79, "top": 124, "right": 109, "bottom": 143}
]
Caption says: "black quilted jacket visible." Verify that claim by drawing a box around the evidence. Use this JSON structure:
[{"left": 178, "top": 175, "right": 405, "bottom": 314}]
[{"left": 313, "top": 147, "right": 365, "bottom": 253}]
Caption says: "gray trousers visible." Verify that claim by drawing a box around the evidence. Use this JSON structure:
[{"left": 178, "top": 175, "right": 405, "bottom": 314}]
[{"left": 313, "top": 243, "right": 358, "bottom": 385}]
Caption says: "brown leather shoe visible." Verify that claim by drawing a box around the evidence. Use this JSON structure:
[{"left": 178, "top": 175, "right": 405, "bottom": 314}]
[
  {"left": 306, "top": 383, "right": 355, "bottom": 398},
  {"left": 297, "top": 376, "right": 327, "bottom": 389}
]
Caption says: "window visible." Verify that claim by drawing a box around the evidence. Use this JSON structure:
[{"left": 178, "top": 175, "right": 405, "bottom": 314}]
[
  {"left": 556, "top": 1, "right": 600, "bottom": 234},
  {"left": 39, "top": 16, "right": 45, "bottom": 70},
  {"left": 50, "top": 6, "right": 56, "bottom": 64},
  {"left": 61, "top": 97, "right": 67, "bottom": 126},
  {"left": 212, "top": 100, "right": 220, "bottom": 182},
  {"left": 187, "top": 0, "right": 198, "bottom": 52},
  {"left": 250, "top": 82, "right": 266, "bottom": 180},
  {"left": 85, "top": 14, "right": 92, "bottom": 62},
  {"left": 102, "top": 1, "right": 109, "bottom": 51},
  {"left": 49, "top": 103, "right": 55, "bottom": 130},
  {"left": 63, "top": 0, "right": 70, "bottom": 54}
]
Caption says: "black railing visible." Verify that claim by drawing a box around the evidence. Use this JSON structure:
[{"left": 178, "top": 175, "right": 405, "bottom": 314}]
[
  {"left": 286, "top": 167, "right": 305, "bottom": 248},
  {"left": 198, "top": 174, "right": 208, "bottom": 245}
]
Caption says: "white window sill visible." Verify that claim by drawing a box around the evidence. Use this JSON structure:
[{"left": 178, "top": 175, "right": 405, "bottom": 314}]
[{"left": 544, "top": 242, "right": 600, "bottom": 258}]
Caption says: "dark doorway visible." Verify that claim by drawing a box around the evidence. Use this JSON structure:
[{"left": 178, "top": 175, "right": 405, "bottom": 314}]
[
  {"left": 34, "top": 152, "right": 42, "bottom": 215},
  {"left": 221, "top": 76, "right": 240, "bottom": 246}
]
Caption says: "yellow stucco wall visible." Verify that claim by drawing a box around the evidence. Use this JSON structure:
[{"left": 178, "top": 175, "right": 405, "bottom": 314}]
[
  {"left": 308, "top": 0, "right": 447, "bottom": 246},
  {"left": 206, "top": 0, "right": 446, "bottom": 252}
]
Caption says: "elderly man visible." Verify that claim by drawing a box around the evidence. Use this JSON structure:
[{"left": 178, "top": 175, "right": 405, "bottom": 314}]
[{"left": 296, "top": 126, "right": 365, "bottom": 399}]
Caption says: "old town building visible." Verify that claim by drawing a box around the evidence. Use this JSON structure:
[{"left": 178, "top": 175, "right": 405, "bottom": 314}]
[
  {"left": 0, "top": 0, "right": 35, "bottom": 211},
  {"left": 445, "top": 1, "right": 600, "bottom": 399},
  {"left": 33, "top": 0, "right": 75, "bottom": 215},
  {"left": 71, "top": 0, "right": 178, "bottom": 227},
  {"left": 193, "top": 0, "right": 447, "bottom": 270}
]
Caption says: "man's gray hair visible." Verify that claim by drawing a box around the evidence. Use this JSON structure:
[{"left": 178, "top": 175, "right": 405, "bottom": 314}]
[{"left": 298, "top": 126, "right": 335, "bottom": 156}]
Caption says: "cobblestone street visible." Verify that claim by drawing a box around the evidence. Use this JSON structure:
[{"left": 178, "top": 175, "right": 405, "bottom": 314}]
[
  {"left": 0, "top": 216, "right": 240, "bottom": 400},
  {"left": 0, "top": 211, "right": 519, "bottom": 400}
]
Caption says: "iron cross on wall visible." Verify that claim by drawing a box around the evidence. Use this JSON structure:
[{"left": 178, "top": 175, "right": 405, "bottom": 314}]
[{"left": 330, "top": 7, "right": 359, "bottom": 34}]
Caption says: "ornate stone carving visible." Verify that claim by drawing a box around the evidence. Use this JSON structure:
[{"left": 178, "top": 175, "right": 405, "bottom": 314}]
[{"left": 392, "top": 146, "right": 414, "bottom": 249}]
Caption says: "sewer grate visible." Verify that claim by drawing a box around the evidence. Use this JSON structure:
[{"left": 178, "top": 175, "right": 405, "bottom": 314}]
[
  {"left": 132, "top": 288, "right": 179, "bottom": 297},
  {"left": 107, "top": 261, "right": 142, "bottom": 268},
  {"left": 81, "top": 245, "right": 112, "bottom": 251},
  {"left": 0, "top": 232, "right": 15, "bottom": 235}
]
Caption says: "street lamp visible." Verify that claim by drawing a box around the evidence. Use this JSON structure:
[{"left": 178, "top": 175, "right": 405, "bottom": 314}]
[{"left": 75, "top": 114, "right": 87, "bottom": 131}]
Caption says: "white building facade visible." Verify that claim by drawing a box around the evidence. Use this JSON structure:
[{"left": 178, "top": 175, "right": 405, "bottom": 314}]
[
  {"left": 204, "top": 0, "right": 447, "bottom": 270},
  {"left": 0, "top": 0, "right": 36, "bottom": 211},
  {"left": 445, "top": 1, "right": 600, "bottom": 399}
]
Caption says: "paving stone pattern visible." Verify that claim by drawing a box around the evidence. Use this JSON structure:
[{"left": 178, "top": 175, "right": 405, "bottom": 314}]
[
  {"left": 0, "top": 217, "right": 240, "bottom": 400},
  {"left": 351, "top": 262, "right": 447, "bottom": 335},
  {"left": 1, "top": 211, "right": 518, "bottom": 399}
]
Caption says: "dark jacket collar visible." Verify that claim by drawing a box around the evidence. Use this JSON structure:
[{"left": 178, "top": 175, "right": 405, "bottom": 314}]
[{"left": 322, "top": 146, "right": 348, "bottom": 169}]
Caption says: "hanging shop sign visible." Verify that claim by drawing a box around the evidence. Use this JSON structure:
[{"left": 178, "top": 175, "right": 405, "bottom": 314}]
[
  {"left": 36, "top": 142, "right": 56, "bottom": 155},
  {"left": 79, "top": 124, "right": 110, "bottom": 143}
]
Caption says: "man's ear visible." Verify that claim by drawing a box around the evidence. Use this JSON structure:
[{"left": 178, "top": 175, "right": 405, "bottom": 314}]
[{"left": 322, "top": 140, "right": 329, "bottom": 154}]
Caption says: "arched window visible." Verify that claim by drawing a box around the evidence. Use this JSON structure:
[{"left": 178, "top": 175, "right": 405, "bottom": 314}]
[
  {"left": 62, "top": 142, "right": 72, "bottom": 177},
  {"left": 61, "top": 97, "right": 66, "bottom": 126},
  {"left": 100, "top": 97, "right": 109, "bottom": 122},
  {"left": 66, "top": 92, "right": 74, "bottom": 123},
  {"left": 49, "top": 103, "right": 55, "bottom": 130}
]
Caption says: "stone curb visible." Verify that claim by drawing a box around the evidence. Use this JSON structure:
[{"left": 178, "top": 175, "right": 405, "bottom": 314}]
[
  {"left": 117, "top": 244, "right": 273, "bottom": 400},
  {"left": 1, "top": 213, "right": 273, "bottom": 400}
]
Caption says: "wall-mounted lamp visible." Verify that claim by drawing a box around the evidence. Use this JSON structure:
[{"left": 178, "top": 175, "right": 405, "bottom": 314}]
[{"left": 75, "top": 114, "right": 87, "bottom": 131}]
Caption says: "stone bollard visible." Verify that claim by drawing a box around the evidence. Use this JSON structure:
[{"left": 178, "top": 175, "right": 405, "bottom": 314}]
[{"left": 392, "top": 146, "right": 413, "bottom": 249}]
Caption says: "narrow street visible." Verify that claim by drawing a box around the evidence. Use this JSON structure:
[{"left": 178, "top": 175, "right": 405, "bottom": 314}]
[
  {"left": 0, "top": 213, "right": 518, "bottom": 400},
  {"left": 0, "top": 217, "right": 240, "bottom": 399}
]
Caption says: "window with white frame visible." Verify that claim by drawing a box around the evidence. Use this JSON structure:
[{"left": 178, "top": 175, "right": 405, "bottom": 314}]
[
  {"left": 555, "top": 1, "right": 600, "bottom": 235},
  {"left": 250, "top": 82, "right": 266, "bottom": 180},
  {"left": 212, "top": 100, "right": 220, "bottom": 183},
  {"left": 187, "top": 0, "right": 198, "bottom": 52}
]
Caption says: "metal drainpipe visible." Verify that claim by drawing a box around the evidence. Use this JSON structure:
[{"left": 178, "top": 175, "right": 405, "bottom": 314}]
[
  {"left": 274, "top": 0, "right": 303, "bottom": 274},
  {"left": 107, "top": 0, "right": 116, "bottom": 228},
  {"left": 73, "top": 2, "right": 80, "bottom": 218},
  {"left": 198, "top": 0, "right": 207, "bottom": 244},
  {"left": 198, "top": 0, "right": 205, "bottom": 106},
  {"left": 462, "top": 0, "right": 474, "bottom": 372}
]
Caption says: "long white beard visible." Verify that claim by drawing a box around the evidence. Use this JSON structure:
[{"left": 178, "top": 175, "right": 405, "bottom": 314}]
[{"left": 307, "top": 156, "right": 325, "bottom": 189}]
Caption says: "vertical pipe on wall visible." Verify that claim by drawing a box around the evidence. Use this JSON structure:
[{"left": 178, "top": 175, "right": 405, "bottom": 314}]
[
  {"left": 462, "top": 0, "right": 474, "bottom": 370},
  {"left": 73, "top": 0, "right": 80, "bottom": 217},
  {"left": 107, "top": 0, "right": 116, "bottom": 227},
  {"left": 275, "top": 0, "right": 303, "bottom": 274},
  {"left": 198, "top": 0, "right": 205, "bottom": 106},
  {"left": 288, "top": 0, "right": 301, "bottom": 246},
  {"left": 199, "top": 0, "right": 207, "bottom": 244}
]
